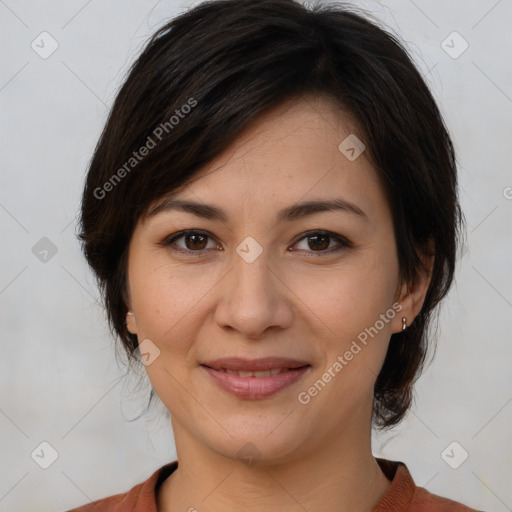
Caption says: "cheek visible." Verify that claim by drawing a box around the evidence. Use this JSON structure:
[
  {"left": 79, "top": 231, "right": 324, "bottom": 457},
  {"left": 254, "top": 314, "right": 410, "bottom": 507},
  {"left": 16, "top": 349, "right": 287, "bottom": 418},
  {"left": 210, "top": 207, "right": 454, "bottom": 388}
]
[
  {"left": 293, "top": 252, "right": 399, "bottom": 400},
  {"left": 294, "top": 263, "right": 399, "bottom": 421},
  {"left": 295, "top": 256, "right": 398, "bottom": 337},
  {"left": 129, "top": 256, "right": 196, "bottom": 323},
  {"left": 127, "top": 258, "right": 208, "bottom": 409}
]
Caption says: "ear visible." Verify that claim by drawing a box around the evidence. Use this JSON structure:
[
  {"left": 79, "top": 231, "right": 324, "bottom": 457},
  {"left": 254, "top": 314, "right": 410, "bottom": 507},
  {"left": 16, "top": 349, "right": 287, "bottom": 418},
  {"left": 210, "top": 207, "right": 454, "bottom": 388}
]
[
  {"left": 123, "top": 285, "right": 138, "bottom": 335},
  {"left": 392, "top": 240, "right": 435, "bottom": 333},
  {"left": 126, "top": 310, "right": 138, "bottom": 335}
]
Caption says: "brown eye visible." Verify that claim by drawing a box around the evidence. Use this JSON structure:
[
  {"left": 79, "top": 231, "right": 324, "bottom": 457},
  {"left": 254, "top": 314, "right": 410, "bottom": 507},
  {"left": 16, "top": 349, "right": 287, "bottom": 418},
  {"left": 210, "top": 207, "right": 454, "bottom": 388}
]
[
  {"left": 292, "top": 231, "right": 351, "bottom": 255},
  {"left": 162, "top": 230, "right": 220, "bottom": 255},
  {"left": 306, "top": 234, "right": 330, "bottom": 251},
  {"left": 183, "top": 232, "right": 208, "bottom": 250}
]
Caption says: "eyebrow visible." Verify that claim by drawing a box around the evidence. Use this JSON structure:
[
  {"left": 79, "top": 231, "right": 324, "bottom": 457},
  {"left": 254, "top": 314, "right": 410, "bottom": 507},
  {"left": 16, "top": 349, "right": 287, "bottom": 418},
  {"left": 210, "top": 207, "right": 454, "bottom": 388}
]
[{"left": 147, "top": 197, "right": 368, "bottom": 223}]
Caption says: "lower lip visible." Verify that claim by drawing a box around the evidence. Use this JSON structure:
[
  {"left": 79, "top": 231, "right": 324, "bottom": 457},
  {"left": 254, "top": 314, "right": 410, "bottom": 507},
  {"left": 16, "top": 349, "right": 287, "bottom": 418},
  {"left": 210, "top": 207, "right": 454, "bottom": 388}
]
[{"left": 202, "top": 365, "right": 311, "bottom": 399}]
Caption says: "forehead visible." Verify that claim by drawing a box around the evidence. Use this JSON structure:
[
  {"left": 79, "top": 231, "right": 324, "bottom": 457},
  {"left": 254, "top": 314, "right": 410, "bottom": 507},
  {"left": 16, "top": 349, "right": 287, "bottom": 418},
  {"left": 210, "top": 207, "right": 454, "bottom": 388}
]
[{"left": 144, "top": 95, "right": 386, "bottom": 223}]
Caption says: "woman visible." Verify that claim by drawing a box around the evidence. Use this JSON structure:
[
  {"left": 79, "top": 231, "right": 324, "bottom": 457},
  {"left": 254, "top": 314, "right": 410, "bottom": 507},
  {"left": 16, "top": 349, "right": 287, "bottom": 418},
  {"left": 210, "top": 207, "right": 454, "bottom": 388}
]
[{"left": 68, "top": 0, "right": 480, "bottom": 510}]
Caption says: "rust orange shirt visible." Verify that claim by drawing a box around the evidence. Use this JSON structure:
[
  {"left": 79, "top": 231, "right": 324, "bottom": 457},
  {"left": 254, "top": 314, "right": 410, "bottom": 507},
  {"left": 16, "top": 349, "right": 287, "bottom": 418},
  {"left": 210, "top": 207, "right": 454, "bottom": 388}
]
[{"left": 65, "top": 459, "right": 482, "bottom": 511}]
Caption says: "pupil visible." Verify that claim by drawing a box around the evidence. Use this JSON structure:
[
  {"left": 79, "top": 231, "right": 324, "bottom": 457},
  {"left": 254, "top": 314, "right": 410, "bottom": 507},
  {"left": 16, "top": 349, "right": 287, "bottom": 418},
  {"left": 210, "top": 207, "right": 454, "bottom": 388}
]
[
  {"left": 187, "top": 234, "right": 206, "bottom": 250},
  {"left": 310, "top": 235, "right": 328, "bottom": 250}
]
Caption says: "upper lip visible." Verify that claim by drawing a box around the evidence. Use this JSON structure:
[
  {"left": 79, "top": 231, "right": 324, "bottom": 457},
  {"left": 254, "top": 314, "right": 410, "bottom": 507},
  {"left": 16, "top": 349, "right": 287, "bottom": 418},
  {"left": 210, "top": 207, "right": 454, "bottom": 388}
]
[{"left": 201, "top": 357, "right": 310, "bottom": 372}]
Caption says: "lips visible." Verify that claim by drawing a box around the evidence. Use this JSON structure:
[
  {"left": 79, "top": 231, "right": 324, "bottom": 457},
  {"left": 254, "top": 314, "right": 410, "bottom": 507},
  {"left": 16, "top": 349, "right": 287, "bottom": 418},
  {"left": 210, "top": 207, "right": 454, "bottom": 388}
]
[
  {"left": 218, "top": 368, "right": 288, "bottom": 377},
  {"left": 201, "top": 357, "right": 311, "bottom": 399},
  {"left": 201, "top": 356, "right": 310, "bottom": 372}
]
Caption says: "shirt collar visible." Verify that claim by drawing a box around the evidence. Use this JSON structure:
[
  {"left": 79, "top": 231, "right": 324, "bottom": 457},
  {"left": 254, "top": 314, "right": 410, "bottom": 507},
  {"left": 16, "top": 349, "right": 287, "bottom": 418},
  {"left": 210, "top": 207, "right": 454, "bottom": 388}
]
[{"left": 123, "top": 458, "right": 415, "bottom": 511}]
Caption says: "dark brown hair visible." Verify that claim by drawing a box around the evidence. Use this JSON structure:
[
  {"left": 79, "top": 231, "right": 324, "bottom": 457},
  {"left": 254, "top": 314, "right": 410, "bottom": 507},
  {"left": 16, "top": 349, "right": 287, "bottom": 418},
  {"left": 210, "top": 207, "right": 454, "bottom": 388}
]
[{"left": 78, "top": 0, "right": 462, "bottom": 428}]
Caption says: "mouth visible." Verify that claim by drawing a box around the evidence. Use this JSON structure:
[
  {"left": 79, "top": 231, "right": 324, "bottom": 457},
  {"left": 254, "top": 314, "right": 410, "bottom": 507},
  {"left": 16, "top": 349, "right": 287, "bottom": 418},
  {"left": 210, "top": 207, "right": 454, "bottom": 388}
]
[
  {"left": 200, "top": 357, "right": 311, "bottom": 399},
  {"left": 209, "top": 368, "right": 293, "bottom": 377},
  {"left": 201, "top": 356, "right": 310, "bottom": 372}
]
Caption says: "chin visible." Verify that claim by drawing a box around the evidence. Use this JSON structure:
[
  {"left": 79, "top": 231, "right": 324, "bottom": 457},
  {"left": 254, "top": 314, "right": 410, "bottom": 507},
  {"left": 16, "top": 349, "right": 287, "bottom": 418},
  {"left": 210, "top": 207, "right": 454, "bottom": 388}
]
[{"left": 203, "top": 423, "right": 311, "bottom": 467}]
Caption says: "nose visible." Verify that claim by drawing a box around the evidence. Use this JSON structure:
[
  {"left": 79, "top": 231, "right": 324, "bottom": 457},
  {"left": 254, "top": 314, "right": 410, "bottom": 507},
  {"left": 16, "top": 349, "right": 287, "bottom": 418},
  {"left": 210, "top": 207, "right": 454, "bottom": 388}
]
[{"left": 213, "top": 245, "right": 294, "bottom": 339}]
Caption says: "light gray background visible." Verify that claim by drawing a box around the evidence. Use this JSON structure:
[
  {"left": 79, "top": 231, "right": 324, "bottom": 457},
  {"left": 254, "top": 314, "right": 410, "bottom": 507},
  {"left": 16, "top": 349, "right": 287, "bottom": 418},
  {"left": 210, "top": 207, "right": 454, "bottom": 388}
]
[{"left": 1, "top": 1, "right": 511, "bottom": 511}]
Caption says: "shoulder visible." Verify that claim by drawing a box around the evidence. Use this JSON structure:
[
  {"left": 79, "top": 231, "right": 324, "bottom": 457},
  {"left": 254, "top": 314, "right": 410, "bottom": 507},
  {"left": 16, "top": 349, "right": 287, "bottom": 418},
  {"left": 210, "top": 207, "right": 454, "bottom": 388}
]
[
  {"left": 375, "top": 459, "right": 484, "bottom": 512},
  {"left": 64, "top": 491, "right": 127, "bottom": 511},
  {"left": 63, "top": 461, "right": 178, "bottom": 512},
  {"left": 410, "top": 485, "right": 483, "bottom": 511}
]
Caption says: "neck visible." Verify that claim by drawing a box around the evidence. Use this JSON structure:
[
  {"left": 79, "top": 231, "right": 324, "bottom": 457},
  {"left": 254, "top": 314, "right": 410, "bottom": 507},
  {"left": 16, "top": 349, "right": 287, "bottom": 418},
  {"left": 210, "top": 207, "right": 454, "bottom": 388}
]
[{"left": 157, "top": 417, "right": 391, "bottom": 512}]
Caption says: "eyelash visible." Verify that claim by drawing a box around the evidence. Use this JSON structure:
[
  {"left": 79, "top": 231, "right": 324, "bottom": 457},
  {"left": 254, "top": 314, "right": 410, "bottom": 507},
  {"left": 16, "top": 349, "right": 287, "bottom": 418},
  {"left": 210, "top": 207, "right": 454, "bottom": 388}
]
[{"left": 160, "top": 229, "right": 352, "bottom": 257}]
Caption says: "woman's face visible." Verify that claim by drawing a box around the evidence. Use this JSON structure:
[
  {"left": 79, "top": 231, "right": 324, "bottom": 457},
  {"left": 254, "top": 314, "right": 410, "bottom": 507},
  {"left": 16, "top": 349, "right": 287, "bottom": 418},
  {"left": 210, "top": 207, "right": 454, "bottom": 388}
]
[{"left": 126, "top": 96, "right": 406, "bottom": 463}]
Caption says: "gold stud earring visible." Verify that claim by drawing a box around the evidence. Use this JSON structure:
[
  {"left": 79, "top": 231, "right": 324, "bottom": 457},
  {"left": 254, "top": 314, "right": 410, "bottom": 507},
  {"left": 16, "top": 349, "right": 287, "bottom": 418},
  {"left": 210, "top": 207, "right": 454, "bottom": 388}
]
[
  {"left": 125, "top": 311, "right": 134, "bottom": 326},
  {"left": 402, "top": 317, "right": 407, "bottom": 331}
]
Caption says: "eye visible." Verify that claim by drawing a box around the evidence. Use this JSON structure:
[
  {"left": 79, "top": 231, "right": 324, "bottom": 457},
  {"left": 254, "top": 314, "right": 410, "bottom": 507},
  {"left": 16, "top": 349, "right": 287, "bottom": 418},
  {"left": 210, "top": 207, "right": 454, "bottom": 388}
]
[
  {"left": 291, "top": 230, "right": 352, "bottom": 255},
  {"left": 161, "top": 230, "right": 221, "bottom": 255},
  {"left": 160, "top": 229, "right": 351, "bottom": 256}
]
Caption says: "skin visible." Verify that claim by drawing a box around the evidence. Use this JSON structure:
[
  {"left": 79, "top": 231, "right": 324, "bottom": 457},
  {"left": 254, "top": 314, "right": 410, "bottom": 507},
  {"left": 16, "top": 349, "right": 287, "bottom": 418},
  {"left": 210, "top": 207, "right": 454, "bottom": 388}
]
[{"left": 125, "top": 95, "right": 432, "bottom": 512}]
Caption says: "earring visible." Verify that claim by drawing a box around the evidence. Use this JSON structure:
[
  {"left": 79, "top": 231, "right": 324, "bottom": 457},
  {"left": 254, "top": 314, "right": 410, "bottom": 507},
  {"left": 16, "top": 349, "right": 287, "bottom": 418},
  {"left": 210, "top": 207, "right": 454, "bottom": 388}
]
[
  {"left": 402, "top": 317, "right": 407, "bottom": 331},
  {"left": 125, "top": 311, "right": 134, "bottom": 326}
]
